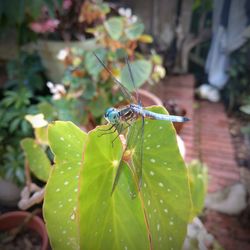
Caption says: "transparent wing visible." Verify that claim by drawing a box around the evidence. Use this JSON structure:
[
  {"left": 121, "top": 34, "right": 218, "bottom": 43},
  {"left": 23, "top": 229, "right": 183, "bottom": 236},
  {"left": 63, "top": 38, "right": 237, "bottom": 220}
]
[
  {"left": 111, "top": 117, "right": 144, "bottom": 196},
  {"left": 93, "top": 52, "right": 135, "bottom": 103},
  {"left": 125, "top": 56, "right": 140, "bottom": 104},
  {"left": 129, "top": 117, "right": 144, "bottom": 189}
]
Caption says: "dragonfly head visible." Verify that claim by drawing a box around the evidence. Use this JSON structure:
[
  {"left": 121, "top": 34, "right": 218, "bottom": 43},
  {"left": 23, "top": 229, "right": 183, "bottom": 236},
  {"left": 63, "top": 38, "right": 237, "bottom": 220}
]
[{"left": 104, "top": 107, "right": 119, "bottom": 124}]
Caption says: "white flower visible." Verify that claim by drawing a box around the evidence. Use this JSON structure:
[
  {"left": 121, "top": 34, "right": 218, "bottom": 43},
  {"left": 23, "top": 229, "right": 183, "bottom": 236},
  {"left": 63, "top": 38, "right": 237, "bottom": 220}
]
[
  {"left": 118, "top": 7, "right": 132, "bottom": 18},
  {"left": 47, "top": 81, "right": 66, "bottom": 99},
  {"left": 25, "top": 114, "right": 48, "bottom": 128},
  {"left": 130, "top": 15, "right": 138, "bottom": 23},
  {"left": 57, "top": 48, "right": 69, "bottom": 61},
  {"left": 118, "top": 7, "right": 138, "bottom": 24},
  {"left": 52, "top": 93, "right": 62, "bottom": 100},
  {"left": 154, "top": 65, "right": 166, "bottom": 78},
  {"left": 124, "top": 8, "right": 132, "bottom": 18}
]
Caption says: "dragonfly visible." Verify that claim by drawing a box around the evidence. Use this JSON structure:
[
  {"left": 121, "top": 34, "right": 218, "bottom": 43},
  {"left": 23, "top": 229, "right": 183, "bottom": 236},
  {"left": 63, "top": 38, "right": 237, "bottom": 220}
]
[{"left": 94, "top": 52, "right": 190, "bottom": 195}]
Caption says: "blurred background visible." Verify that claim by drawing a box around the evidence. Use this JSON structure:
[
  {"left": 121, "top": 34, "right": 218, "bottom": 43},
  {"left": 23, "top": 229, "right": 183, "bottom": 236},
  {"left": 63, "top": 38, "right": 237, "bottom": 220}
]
[{"left": 0, "top": 0, "right": 250, "bottom": 249}]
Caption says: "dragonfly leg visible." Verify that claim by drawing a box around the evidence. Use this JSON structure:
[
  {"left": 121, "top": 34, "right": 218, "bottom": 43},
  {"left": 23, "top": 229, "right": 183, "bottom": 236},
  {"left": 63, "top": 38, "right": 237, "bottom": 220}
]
[
  {"left": 111, "top": 124, "right": 123, "bottom": 147},
  {"left": 98, "top": 124, "right": 117, "bottom": 137},
  {"left": 98, "top": 124, "right": 116, "bottom": 132},
  {"left": 111, "top": 123, "right": 131, "bottom": 147}
]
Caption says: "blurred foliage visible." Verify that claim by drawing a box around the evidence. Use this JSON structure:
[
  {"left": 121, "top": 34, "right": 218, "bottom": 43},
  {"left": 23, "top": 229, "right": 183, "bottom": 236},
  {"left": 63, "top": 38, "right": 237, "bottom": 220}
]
[
  {"left": 0, "top": 51, "right": 47, "bottom": 186},
  {"left": 187, "top": 160, "right": 208, "bottom": 218},
  {"left": 0, "top": 146, "right": 25, "bottom": 186},
  {"left": 5, "top": 51, "right": 45, "bottom": 92},
  {"left": 0, "top": 0, "right": 65, "bottom": 44},
  {"left": 223, "top": 39, "right": 250, "bottom": 113},
  {"left": 54, "top": 2, "right": 165, "bottom": 127}
]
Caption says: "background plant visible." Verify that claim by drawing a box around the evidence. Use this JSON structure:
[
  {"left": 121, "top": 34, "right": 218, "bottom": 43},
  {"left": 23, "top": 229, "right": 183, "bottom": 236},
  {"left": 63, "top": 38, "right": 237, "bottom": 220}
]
[
  {"left": 0, "top": 52, "right": 47, "bottom": 186},
  {"left": 28, "top": 0, "right": 109, "bottom": 41},
  {"left": 223, "top": 39, "right": 250, "bottom": 113},
  {"left": 51, "top": 2, "right": 165, "bottom": 127}
]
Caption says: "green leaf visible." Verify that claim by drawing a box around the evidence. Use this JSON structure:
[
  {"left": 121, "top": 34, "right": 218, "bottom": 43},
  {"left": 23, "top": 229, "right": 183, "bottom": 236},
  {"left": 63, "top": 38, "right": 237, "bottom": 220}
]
[
  {"left": 104, "top": 17, "right": 124, "bottom": 40},
  {"left": 88, "top": 90, "right": 109, "bottom": 118},
  {"left": 134, "top": 106, "right": 192, "bottom": 249},
  {"left": 121, "top": 60, "right": 152, "bottom": 90},
  {"left": 187, "top": 160, "right": 208, "bottom": 218},
  {"left": 125, "top": 22, "right": 144, "bottom": 40},
  {"left": 43, "top": 121, "right": 87, "bottom": 250},
  {"left": 240, "top": 104, "right": 250, "bottom": 115},
  {"left": 85, "top": 48, "right": 107, "bottom": 77},
  {"left": 37, "top": 102, "right": 57, "bottom": 121},
  {"left": 34, "top": 127, "right": 48, "bottom": 145},
  {"left": 79, "top": 106, "right": 192, "bottom": 249},
  {"left": 21, "top": 138, "right": 51, "bottom": 181},
  {"left": 79, "top": 126, "right": 149, "bottom": 249}
]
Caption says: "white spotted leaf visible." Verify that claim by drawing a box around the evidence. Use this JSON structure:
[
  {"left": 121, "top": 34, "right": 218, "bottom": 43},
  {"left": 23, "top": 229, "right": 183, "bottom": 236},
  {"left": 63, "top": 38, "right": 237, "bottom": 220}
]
[
  {"left": 131, "top": 106, "right": 192, "bottom": 249},
  {"left": 21, "top": 138, "right": 51, "bottom": 182},
  {"left": 78, "top": 126, "right": 150, "bottom": 250},
  {"left": 43, "top": 121, "right": 87, "bottom": 250}
]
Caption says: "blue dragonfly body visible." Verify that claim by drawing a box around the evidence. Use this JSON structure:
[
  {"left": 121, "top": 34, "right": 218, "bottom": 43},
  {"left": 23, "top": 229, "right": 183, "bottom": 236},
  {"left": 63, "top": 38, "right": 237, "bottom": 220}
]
[{"left": 94, "top": 52, "right": 189, "bottom": 194}]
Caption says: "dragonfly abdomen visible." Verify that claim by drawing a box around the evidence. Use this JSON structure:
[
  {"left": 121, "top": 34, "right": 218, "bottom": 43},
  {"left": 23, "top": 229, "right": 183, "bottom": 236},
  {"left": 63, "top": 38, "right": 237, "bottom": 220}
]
[{"left": 142, "top": 109, "right": 190, "bottom": 123}]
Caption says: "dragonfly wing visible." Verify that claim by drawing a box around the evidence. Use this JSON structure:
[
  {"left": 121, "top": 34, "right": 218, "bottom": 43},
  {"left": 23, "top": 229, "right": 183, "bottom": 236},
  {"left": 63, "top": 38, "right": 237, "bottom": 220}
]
[
  {"left": 125, "top": 56, "right": 139, "bottom": 104},
  {"left": 93, "top": 52, "right": 135, "bottom": 103},
  {"left": 111, "top": 119, "right": 141, "bottom": 197}
]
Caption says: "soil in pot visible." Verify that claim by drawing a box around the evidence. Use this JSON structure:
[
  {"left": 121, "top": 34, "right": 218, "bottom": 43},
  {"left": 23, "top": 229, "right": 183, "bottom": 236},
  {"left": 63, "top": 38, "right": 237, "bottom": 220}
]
[
  {"left": 0, "top": 229, "right": 42, "bottom": 250},
  {"left": 0, "top": 211, "right": 48, "bottom": 250}
]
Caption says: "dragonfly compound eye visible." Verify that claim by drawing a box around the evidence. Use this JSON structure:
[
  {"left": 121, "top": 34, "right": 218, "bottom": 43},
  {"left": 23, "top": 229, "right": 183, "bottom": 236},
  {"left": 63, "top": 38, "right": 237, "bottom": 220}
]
[
  {"left": 104, "top": 107, "right": 119, "bottom": 124},
  {"left": 104, "top": 107, "right": 115, "bottom": 118}
]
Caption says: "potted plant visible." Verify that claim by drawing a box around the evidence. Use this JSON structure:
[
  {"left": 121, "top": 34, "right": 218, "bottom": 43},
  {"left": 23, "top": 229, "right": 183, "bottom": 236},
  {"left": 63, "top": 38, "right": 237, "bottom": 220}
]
[
  {"left": 36, "top": 2, "right": 166, "bottom": 129},
  {"left": 26, "top": 0, "right": 110, "bottom": 82}
]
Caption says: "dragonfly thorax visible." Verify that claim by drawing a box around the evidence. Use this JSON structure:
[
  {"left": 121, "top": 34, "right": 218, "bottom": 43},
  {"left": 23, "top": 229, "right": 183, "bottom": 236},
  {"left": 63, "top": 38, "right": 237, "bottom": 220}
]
[{"left": 104, "top": 107, "right": 120, "bottom": 124}]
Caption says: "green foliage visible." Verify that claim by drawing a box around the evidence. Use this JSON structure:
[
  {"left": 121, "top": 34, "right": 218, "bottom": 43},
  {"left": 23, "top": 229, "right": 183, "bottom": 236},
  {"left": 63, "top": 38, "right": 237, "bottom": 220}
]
[
  {"left": 121, "top": 60, "right": 152, "bottom": 90},
  {"left": 223, "top": 39, "right": 250, "bottom": 113},
  {"left": 21, "top": 138, "right": 51, "bottom": 181},
  {"left": 187, "top": 160, "right": 208, "bottom": 218},
  {"left": 104, "top": 17, "right": 124, "bottom": 40},
  {"left": 0, "top": 89, "right": 33, "bottom": 134},
  {"left": 5, "top": 51, "right": 45, "bottom": 92},
  {"left": 240, "top": 104, "right": 250, "bottom": 115},
  {"left": 125, "top": 22, "right": 144, "bottom": 40},
  {"left": 44, "top": 107, "right": 192, "bottom": 249},
  {"left": 43, "top": 121, "right": 87, "bottom": 250},
  {"left": 0, "top": 146, "right": 25, "bottom": 186},
  {"left": 0, "top": 51, "right": 47, "bottom": 186},
  {"left": 55, "top": 2, "right": 165, "bottom": 127},
  {"left": 239, "top": 96, "right": 250, "bottom": 115}
]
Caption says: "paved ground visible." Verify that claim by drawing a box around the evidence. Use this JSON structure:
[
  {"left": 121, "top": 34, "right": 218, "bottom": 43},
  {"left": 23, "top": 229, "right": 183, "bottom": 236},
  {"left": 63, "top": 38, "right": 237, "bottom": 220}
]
[{"left": 150, "top": 75, "right": 250, "bottom": 250}]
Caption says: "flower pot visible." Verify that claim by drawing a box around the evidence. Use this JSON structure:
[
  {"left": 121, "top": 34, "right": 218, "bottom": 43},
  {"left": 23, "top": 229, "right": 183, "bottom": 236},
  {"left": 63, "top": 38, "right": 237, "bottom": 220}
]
[
  {"left": 138, "top": 89, "right": 163, "bottom": 106},
  {"left": 0, "top": 211, "right": 48, "bottom": 250},
  {"left": 24, "top": 39, "right": 97, "bottom": 82}
]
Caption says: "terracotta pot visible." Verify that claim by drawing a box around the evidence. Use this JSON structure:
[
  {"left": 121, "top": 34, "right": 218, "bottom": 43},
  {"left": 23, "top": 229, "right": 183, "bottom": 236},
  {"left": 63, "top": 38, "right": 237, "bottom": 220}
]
[
  {"left": 0, "top": 211, "right": 48, "bottom": 250},
  {"left": 138, "top": 89, "right": 163, "bottom": 106}
]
